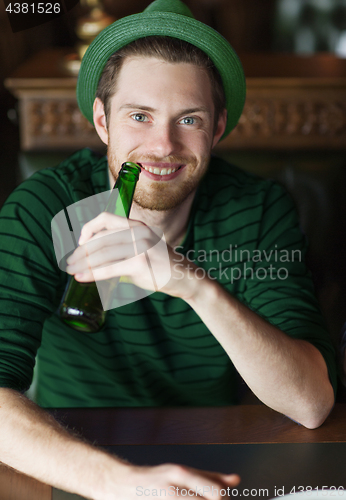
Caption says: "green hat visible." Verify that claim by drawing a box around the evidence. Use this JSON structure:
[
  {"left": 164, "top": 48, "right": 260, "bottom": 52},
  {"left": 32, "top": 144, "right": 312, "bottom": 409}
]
[{"left": 77, "top": 0, "right": 246, "bottom": 139}]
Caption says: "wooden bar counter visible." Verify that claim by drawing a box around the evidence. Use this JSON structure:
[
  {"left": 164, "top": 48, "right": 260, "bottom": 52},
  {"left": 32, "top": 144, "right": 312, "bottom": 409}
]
[{"left": 1, "top": 404, "right": 346, "bottom": 499}]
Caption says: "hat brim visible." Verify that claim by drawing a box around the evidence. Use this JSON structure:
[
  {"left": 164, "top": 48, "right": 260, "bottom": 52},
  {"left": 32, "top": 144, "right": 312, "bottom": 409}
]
[{"left": 77, "top": 11, "right": 246, "bottom": 139}]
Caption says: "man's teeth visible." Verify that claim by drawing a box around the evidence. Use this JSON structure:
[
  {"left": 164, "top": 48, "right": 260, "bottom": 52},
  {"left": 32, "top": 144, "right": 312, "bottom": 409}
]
[{"left": 142, "top": 166, "right": 179, "bottom": 176}]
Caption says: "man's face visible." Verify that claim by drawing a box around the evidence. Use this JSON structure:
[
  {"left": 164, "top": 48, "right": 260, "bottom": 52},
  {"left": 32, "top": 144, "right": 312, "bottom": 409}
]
[{"left": 105, "top": 56, "right": 225, "bottom": 211}]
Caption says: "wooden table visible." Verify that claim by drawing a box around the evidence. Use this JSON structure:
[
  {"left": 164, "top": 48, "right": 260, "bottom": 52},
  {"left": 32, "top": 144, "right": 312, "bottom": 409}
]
[
  {"left": 4, "top": 50, "right": 346, "bottom": 151},
  {"left": 1, "top": 404, "right": 346, "bottom": 499}
]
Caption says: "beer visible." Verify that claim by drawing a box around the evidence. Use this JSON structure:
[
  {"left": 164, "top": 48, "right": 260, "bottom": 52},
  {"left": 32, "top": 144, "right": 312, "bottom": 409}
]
[{"left": 59, "top": 162, "right": 141, "bottom": 332}]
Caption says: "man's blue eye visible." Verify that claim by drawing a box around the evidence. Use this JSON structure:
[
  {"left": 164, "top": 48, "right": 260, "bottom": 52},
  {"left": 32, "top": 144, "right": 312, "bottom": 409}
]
[
  {"left": 133, "top": 114, "right": 147, "bottom": 122},
  {"left": 181, "top": 117, "right": 195, "bottom": 125}
]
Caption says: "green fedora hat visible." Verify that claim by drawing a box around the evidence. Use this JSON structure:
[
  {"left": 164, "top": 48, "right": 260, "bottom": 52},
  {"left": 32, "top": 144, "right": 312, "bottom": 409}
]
[{"left": 77, "top": 0, "right": 246, "bottom": 139}]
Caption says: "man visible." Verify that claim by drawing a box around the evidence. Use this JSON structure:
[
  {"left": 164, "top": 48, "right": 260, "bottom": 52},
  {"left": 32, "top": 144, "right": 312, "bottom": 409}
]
[{"left": 0, "top": 0, "right": 337, "bottom": 498}]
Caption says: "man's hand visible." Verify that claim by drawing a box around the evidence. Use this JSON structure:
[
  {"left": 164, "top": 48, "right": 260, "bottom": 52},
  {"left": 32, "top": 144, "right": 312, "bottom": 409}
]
[
  {"left": 100, "top": 463, "right": 240, "bottom": 500},
  {"left": 66, "top": 212, "right": 198, "bottom": 300}
]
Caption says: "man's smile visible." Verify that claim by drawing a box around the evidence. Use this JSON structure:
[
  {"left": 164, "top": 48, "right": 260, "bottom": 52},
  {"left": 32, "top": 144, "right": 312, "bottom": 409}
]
[{"left": 139, "top": 162, "right": 186, "bottom": 181}]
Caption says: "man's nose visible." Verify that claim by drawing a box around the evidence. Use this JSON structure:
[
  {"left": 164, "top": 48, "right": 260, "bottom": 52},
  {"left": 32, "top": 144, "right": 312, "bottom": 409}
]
[{"left": 147, "top": 123, "right": 179, "bottom": 157}]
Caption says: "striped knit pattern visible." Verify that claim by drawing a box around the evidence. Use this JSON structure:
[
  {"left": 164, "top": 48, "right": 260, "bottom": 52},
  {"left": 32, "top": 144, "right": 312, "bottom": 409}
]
[{"left": 0, "top": 149, "right": 337, "bottom": 407}]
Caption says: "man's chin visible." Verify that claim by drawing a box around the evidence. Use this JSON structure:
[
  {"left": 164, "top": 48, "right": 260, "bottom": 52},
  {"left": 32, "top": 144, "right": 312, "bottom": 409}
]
[
  {"left": 133, "top": 184, "right": 196, "bottom": 212},
  {"left": 133, "top": 194, "right": 183, "bottom": 212}
]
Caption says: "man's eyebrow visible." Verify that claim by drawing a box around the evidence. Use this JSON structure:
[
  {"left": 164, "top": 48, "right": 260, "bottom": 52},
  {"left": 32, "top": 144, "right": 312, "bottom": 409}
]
[
  {"left": 179, "top": 107, "right": 210, "bottom": 115},
  {"left": 119, "top": 104, "right": 156, "bottom": 112},
  {"left": 119, "top": 104, "right": 211, "bottom": 114}
]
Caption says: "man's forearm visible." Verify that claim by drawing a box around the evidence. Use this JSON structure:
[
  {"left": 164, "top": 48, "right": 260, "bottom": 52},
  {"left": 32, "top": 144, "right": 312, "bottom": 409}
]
[
  {"left": 184, "top": 275, "right": 334, "bottom": 429},
  {"left": 0, "top": 388, "right": 127, "bottom": 499},
  {"left": 0, "top": 388, "right": 240, "bottom": 500}
]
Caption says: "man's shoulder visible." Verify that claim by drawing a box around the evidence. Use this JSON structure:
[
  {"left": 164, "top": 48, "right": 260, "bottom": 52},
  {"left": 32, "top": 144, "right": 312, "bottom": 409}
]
[
  {"left": 53, "top": 147, "right": 105, "bottom": 173},
  {"left": 32, "top": 148, "right": 106, "bottom": 190},
  {"left": 1, "top": 149, "right": 108, "bottom": 226},
  {"left": 15, "top": 149, "right": 107, "bottom": 204},
  {"left": 204, "top": 155, "right": 277, "bottom": 200},
  {"left": 195, "top": 155, "right": 294, "bottom": 225}
]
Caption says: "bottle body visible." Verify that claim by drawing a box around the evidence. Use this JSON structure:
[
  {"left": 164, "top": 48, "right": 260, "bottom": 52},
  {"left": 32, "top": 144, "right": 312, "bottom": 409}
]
[
  {"left": 59, "top": 162, "right": 141, "bottom": 333},
  {"left": 59, "top": 277, "right": 106, "bottom": 332}
]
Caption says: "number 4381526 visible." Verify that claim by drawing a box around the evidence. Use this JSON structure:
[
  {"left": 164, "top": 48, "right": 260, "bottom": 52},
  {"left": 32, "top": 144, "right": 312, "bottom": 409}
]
[
  {"left": 5, "top": 3, "right": 61, "bottom": 14},
  {"left": 290, "top": 486, "right": 345, "bottom": 495}
]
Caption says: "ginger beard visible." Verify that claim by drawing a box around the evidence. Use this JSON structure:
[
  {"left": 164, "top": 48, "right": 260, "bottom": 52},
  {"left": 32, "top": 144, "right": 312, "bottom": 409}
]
[{"left": 107, "top": 143, "right": 210, "bottom": 212}]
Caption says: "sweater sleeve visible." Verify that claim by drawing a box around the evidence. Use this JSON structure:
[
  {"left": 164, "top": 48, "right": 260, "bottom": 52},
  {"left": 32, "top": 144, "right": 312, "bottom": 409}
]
[
  {"left": 0, "top": 171, "right": 69, "bottom": 392},
  {"left": 242, "top": 181, "right": 338, "bottom": 396}
]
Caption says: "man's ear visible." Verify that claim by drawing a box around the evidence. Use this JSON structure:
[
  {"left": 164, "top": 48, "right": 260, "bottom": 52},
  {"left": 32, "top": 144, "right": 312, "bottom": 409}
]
[
  {"left": 212, "top": 108, "right": 228, "bottom": 148},
  {"left": 93, "top": 97, "right": 109, "bottom": 145}
]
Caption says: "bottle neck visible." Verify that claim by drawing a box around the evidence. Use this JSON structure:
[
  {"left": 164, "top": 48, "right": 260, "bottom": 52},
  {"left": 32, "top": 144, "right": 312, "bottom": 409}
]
[{"left": 105, "top": 162, "right": 141, "bottom": 218}]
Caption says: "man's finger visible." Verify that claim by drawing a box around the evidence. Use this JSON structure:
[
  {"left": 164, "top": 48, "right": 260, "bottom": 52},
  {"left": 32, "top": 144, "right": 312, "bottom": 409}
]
[{"left": 79, "top": 212, "right": 143, "bottom": 245}]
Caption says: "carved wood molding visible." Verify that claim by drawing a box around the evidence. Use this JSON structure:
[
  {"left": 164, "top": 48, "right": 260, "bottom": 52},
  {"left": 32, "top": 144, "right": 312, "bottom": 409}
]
[
  {"left": 20, "top": 96, "right": 103, "bottom": 150},
  {"left": 215, "top": 98, "right": 346, "bottom": 150},
  {"left": 237, "top": 99, "right": 346, "bottom": 137},
  {"left": 5, "top": 49, "right": 346, "bottom": 151},
  {"left": 28, "top": 99, "right": 94, "bottom": 136},
  {"left": 15, "top": 90, "right": 346, "bottom": 151},
  {"left": 217, "top": 81, "right": 346, "bottom": 150}
]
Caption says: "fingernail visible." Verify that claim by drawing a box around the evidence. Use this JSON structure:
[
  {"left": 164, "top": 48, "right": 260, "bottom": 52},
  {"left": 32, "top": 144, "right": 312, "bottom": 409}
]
[{"left": 225, "top": 474, "right": 241, "bottom": 483}]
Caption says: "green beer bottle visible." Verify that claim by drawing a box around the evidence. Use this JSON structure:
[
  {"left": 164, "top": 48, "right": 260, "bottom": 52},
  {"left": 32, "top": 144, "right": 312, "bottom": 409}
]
[{"left": 59, "top": 162, "right": 141, "bottom": 333}]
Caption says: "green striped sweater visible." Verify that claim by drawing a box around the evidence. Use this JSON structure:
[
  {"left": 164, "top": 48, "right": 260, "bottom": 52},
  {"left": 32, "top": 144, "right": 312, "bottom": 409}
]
[{"left": 0, "top": 149, "right": 337, "bottom": 407}]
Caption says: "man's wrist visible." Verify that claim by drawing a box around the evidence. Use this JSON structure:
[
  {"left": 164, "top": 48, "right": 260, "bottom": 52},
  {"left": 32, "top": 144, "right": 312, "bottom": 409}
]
[
  {"left": 88, "top": 451, "right": 132, "bottom": 500},
  {"left": 180, "top": 261, "right": 221, "bottom": 309}
]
